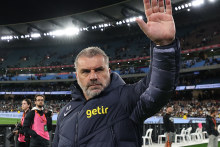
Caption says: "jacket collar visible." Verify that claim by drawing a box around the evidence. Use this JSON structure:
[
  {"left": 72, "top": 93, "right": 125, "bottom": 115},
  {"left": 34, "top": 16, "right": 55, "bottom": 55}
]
[{"left": 71, "top": 72, "right": 125, "bottom": 101}]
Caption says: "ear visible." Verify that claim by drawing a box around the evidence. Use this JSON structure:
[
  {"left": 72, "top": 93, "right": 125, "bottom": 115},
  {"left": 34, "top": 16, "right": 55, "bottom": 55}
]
[
  {"left": 75, "top": 72, "right": 77, "bottom": 78},
  {"left": 108, "top": 68, "right": 111, "bottom": 73}
]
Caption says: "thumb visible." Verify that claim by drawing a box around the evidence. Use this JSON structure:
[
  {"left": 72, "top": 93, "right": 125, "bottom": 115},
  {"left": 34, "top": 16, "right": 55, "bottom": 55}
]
[{"left": 136, "top": 18, "right": 148, "bottom": 35}]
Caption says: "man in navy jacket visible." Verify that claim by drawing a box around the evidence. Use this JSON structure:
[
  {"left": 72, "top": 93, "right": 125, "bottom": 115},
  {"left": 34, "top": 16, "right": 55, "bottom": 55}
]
[{"left": 53, "top": 0, "right": 180, "bottom": 146}]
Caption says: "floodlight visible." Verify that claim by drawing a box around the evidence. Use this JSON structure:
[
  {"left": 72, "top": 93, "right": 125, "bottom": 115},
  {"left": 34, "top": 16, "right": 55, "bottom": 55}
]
[{"left": 192, "top": 0, "right": 204, "bottom": 7}]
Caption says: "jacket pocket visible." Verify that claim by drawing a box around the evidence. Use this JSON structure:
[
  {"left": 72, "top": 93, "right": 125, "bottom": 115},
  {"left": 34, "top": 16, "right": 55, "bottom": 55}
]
[{"left": 58, "top": 134, "right": 73, "bottom": 147}]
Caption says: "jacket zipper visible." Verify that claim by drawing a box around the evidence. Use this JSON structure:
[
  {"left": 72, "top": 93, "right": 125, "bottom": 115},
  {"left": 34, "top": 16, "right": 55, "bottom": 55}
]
[
  {"left": 110, "top": 126, "right": 117, "bottom": 147},
  {"left": 75, "top": 112, "right": 79, "bottom": 147},
  {"left": 75, "top": 101, "right": 87, "bottom": 147}
]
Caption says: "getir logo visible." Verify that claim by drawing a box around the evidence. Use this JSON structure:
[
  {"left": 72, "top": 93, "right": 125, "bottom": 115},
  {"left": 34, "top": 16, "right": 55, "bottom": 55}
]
[{"left": 86, "top": 106, "right": 108, "bottom": 118}]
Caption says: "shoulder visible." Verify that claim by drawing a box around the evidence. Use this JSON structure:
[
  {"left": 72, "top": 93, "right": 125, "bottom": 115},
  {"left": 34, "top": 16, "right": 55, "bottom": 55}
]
[
  {"left": 26, "top": 110, "right": 35, "bottom": 117},
  {"left": 57, "top": 100, "right": 80, "bottom": 120}
]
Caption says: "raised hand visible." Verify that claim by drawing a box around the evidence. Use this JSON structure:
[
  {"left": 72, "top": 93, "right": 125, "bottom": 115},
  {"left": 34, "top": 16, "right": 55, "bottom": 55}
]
[{"left": 136, "top": 0, "right": 176, "bottom": 46}]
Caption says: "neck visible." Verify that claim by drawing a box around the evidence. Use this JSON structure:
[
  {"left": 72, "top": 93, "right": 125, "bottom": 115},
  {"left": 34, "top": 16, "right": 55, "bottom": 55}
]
[
  {"left": 36, "top": 106, "right": 43, "bottom": 110},
  {"left": 24, "top": 109, "right": 29, "bottom": 113}
]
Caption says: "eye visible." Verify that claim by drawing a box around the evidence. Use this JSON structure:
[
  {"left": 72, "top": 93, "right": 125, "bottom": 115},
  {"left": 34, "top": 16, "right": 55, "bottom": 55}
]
[
  {"left": 81, "top": 69, "right": 90, "bottom": 74},
  {"left": 95, "top": 67, "right": 104, "bottom": 72}
]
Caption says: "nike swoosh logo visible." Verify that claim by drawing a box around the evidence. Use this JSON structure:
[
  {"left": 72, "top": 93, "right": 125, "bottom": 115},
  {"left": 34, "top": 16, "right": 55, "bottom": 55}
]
[{"left": 64, "top": 109, "right": 72, "bottom": 117}]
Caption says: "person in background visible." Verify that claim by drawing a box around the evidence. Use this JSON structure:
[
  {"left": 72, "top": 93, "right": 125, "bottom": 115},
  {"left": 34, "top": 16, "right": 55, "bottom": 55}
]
[
  {"left": 163, "top": 106, "right": 175, "bottom": 147},
  {"left": 206, "top": 109, "right": 219, "bottom": 147},
  {"left": 13, "top": 99, "right": 32, "bottom": 147},
  {"left": 23, "top": 95, "right": 52, "bottom": 147}
]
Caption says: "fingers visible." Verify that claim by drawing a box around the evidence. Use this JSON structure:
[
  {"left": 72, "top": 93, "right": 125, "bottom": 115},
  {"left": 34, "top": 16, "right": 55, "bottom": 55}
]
[
  {"left": 166, "top": 0, "right": 173, "bottom": 15},
  {"left": 143, "top": 0, "right": 172, "bottom": 15},
  {"left": 159, "top": 0, "right": 165, "bottom": 13},
  {"left": 151, "top": 0, "right": 159, "bottom": 13},
  {"left": 143, "top": 0, "right": 152, "bottom": 19},
  {"left": 136, "top": 18, "right": 148, "bottom": 34}
]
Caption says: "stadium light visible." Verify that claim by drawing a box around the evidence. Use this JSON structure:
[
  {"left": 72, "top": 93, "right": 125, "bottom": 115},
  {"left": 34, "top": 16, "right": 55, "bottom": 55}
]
[
  {"left": 192, "top": 0, "right": 204, "bottom": 7},
  {"left": 31, "top": 33, "right": 41, "bottom": 38},
  {"left": 138, "top": 16, "right": 143, "bottom": 19},
  {"left": 64, "top": 27, "right": 79, "bottom": 36},
  {"left": 208, "top": 0, "right": 215, "bottom": 2},
  {"left": 48, "top": 27, "right": 79, "bottom": 37}
]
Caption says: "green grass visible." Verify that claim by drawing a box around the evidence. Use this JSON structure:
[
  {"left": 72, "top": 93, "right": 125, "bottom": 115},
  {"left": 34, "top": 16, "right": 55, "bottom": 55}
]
[{"left": 0, "top": 117, "right": 57, "bottom": 125}]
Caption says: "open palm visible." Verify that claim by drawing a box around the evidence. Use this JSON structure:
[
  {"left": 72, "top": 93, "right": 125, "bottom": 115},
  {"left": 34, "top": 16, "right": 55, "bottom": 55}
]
[{"left": 137, "top": 0, "right": 175, "bottom": 46}]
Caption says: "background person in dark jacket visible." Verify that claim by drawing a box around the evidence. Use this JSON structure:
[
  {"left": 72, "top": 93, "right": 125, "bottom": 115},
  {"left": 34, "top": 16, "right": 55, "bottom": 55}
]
[
  {"left": 206, "top": 109, "right": 219, "bottom": 147},
  {"left": 53, "top": 0, "right": 180, "bottom": 146},
  {"left": 23, "top": 95, "right": 52, "bottom": 147},
  {"left": 13, "top": 99, "right": 32, "bottom": 147},
  {"left": 163, "top": 106, "right": 175, "bottom": 146}
]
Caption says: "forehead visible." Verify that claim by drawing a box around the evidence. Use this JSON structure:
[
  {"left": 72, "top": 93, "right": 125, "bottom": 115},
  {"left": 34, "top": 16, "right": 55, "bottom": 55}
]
[
  {"left": 77, "top": 55, "right": 107, "bottom": 70},
  {"left": 36, "top": 96, "right": 44, "bottom": 99},
  {"left": 22, "top": 101, "right": 27, "bottom": 104}
]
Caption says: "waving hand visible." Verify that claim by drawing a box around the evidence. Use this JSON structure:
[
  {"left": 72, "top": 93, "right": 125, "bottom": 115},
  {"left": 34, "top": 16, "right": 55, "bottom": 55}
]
[{"left": 136, "top": 0, "right": 176, "bottom": 46}]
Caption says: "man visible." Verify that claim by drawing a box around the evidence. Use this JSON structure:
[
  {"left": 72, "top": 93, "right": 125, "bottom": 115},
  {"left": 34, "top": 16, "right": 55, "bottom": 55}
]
[
  {"left": 206, "top": 109, "right": 219, "bottom": 147},
  {"left": 13, "top": 99, "right": 32, "bottom": 147},
  {"left": 53, "top": 0, "right": 180, "bottom": 146},
  {"left": 163, "top": 106, "right": 175, "bottom": 147},
  {"left": 23, "top": 95, "right": 52, "bottom": 147}
]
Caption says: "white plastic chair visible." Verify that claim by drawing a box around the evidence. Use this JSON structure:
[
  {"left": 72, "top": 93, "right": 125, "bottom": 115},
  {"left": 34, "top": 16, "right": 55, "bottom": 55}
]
[
  {"left": 185, "top": 127, "right": 192, "bottom": 141},
  {"left": 202, "top": 131, "right": 207, "bottom": 139},
  {"left": 191, "top": 128, "right": 202, "bottom": 141},
  {"left": 218, "top": 125, "right": 220, "bottom": 134},
  {"left": 142, "top": 128, "right": 153, "bottom": 146},
  {"left": 158, "top": 133, "right": 166, "bottom": 144},
  {"left": 175, "top": 128, "right": 186, "bottom": 143}
]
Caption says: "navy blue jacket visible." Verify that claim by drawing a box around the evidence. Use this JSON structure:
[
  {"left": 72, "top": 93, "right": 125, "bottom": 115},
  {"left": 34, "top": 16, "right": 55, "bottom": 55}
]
[{"left": 53, "top": 40, "right": 181, "bottom": 147}]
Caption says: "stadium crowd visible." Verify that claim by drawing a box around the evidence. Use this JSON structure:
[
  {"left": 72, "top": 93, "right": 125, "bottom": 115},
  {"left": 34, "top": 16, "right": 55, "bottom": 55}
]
[{"left": 1, "top": 89, "right": 219, "bottom": 118}]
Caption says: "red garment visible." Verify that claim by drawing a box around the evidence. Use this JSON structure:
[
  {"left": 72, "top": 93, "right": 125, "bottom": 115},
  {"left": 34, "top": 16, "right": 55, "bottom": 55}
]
[{"left": 18, "top": 112, "right": 26, "bottom": 142}]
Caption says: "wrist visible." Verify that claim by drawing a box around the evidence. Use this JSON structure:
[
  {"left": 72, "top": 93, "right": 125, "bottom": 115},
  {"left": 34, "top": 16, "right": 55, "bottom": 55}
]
[{"left": 155, "top": 38, "right": 175, "bottom": 46}]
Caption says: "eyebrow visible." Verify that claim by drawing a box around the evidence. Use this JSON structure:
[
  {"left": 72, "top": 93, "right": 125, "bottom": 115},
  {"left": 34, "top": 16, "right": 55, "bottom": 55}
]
[{"left": 80, "top": 66, "right": 104, "bottom": 72}]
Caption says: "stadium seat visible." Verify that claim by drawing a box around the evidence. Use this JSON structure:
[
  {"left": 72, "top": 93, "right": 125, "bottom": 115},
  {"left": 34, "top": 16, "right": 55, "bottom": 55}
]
[
  {"left": 190, "top": 128, "right": 202, "bottom": 141},
  {"left": 158, "top": 133, "right": 166, "bottom": 144},
  {"left": 142, "top": 128, "right": 153, "bottom": 146},
  {"left": 175, "top": 128, "right": 186, "bottom": 143},
  {"left": 185, "top": 127, "right": 192, "bottom": 141}
]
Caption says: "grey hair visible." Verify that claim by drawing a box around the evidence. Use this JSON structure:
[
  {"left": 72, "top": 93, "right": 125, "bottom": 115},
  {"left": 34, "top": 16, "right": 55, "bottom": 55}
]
[{"left": 74, "top": 47, "right": 109, "bottom": 69}]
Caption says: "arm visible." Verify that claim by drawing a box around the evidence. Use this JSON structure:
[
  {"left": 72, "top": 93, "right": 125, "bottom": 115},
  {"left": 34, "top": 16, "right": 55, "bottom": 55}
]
[
  {"left": 23, "top": 110, "right": 38, "bottom": 137},
  {"left": 52, "top": 113, "right": 60, "bottom": 147},
  {"left": 46, "top": 116, "right": 52, "bottom": 132},
  {"left": 123, "top": 0, "right": 179, "bottom": 122}
]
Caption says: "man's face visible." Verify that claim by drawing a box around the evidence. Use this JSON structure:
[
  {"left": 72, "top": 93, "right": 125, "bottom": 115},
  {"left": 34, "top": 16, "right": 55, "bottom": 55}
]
[
  {"left": 213, "top": 111, "right": 218, "bottom": 117},
  {"left": 22, "top": 100, "right": 29, "bottom": 111},
  {"left": 35, "top": 96, "right": 44, "bottom": 108},
  {"left": 167, "top": 107, "right": 173, "bottom": 114},
  {"left": 76, "top": 55, "right": 111, "bottom": 100}
]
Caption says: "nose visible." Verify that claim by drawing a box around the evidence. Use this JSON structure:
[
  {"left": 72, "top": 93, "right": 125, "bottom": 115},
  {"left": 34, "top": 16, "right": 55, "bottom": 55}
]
[{"left": 89, "top": 70, "right": 97, "bottom": 80}]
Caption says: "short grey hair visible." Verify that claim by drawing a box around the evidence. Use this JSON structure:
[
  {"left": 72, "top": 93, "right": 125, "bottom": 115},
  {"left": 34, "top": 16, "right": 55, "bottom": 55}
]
[{"left": 74, "top": 47, "right": 109, "bottom": 69}]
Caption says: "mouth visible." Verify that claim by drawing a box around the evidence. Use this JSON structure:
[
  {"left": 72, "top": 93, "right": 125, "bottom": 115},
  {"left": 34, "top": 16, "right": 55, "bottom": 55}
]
[{"left": 89, "top": 84, "right": 102, "bottom": 89}]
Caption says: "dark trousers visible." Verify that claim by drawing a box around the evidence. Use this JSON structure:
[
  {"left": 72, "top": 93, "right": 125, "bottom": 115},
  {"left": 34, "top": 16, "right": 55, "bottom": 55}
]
[
  {"left": 17, "top": 141, "right": 30, "bottom": 147},
  {"left": 30, "top": 135, "right": 49, "bottom": 147}
]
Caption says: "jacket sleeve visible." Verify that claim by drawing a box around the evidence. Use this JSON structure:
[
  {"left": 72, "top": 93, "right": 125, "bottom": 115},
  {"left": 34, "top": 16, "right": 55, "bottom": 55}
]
[
  {"left": 23, "top": 110, "right": 38, "bottom": 137},
  {"left": 120, "top": 39, "right": 180, "bottom": 123},
  {"left": 52, "top": 112, "right": 62, "bottom": 147},
  {"left": 46, "top": 116, "right": 52, "bottom": 132}
]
